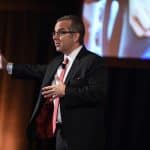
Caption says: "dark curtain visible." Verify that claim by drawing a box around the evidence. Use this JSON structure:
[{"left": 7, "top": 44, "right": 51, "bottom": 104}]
[
  {"left": 106, "top": 67, "right": 150, "bottom": 150},
  {"left": 0, "top": 10, "right": 57, "bottom": 150},
  {"left": 0, "top": 12, "right": 42, "bottom": 150}
]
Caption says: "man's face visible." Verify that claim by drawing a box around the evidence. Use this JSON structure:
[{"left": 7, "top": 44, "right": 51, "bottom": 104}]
[{"left": 52, "top": 20, "right": 77, "bottom": 54}]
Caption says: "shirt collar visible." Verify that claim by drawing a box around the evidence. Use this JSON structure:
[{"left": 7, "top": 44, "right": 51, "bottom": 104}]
[{"left": 64, "top": 45, "right": 83, "bottom": 63}]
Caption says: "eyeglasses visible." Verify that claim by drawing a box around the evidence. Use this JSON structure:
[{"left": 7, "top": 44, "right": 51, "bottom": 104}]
[{"left": 52, "top": 31, "right": 76, "bottom": 36}]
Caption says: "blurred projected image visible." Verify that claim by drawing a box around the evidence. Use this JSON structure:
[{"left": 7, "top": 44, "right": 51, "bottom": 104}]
[{"left": 82, "top": 0, "right": 150, "bottom": 59}]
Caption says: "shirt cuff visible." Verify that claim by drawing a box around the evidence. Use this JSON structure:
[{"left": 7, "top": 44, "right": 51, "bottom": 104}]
[{"left": 6, "top": 63, "right": 13, "bottom": 74}]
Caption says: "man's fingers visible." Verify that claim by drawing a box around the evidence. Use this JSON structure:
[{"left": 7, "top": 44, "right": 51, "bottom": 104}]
[
  {"left": 42, "top": 86, "right": 53, "bottom": 91},
  {"left": 0, "top": 55, "right": 2, "bottom": 69},
  {"left": 41, "top": 85, "right": 57, "bottom": 99}
]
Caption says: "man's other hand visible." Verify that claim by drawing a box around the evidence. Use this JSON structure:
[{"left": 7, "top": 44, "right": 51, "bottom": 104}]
[{"left": 0, "top": 52, "right": 8, "bottom": 70}]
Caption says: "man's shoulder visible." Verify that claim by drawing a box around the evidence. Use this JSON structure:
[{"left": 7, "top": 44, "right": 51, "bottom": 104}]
[
  {"left": 82, "top": 48, "right": 107, "bottom": 67},
  {"left": 82, "top": 48, "right": 102, "bottom": 61}
]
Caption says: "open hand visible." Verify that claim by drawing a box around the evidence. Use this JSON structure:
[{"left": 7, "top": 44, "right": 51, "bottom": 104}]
[
  {"left": 0, "top": 52, "right": 8, "bottom": 70},
  {"left": 41, "top": 81, "right": 66, "bottom": 100}
]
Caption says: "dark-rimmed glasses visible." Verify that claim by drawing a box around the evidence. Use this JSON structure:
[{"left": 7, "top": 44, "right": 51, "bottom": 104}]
[{"left": 52, "top": 31, "right": 77, "bottom": 36}]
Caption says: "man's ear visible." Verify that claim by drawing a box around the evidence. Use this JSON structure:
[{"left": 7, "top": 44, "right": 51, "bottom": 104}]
[{"left": 73, "top": 32, "right": 80, "bottom": 43}]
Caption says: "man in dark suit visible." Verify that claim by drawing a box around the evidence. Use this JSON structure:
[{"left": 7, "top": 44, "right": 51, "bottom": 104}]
[{"left": 0, "top": 15, "right": 107, "bottom": 150}]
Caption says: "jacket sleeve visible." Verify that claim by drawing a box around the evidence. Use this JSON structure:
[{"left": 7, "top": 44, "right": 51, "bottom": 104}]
[{"left": 12, "top": 64, "right": 47, "bottom": 81}]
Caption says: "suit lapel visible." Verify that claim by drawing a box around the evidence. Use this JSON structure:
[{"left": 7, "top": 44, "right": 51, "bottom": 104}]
[
  {"left": 65, "top": 47, "right": 87, "bottom": 84},
  {"left": 42, "top": 46, "right": 87, "bottom": 85},
  {"left": 65, "top": 57, "right": 80, "bottom": 84},
  {"left": 42, "top": 55, "right": 64, "bottom": 86}
]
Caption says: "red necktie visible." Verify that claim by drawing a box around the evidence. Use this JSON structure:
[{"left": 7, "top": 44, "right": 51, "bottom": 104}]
[{"left": 36, "top": 58, "right": 69, "bottom": 139}]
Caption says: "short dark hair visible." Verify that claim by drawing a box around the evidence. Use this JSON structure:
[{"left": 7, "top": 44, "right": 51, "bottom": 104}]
[{"left": 57, "top": 15, "right": 85, "bottom": 44}]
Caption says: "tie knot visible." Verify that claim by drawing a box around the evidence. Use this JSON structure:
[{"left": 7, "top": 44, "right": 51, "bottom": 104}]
[
  {"left": 62, "top": 58, "right": 69, "bottom": 69},
  {"left": 64, "top": 57, "right": 69, "bottom": 64}
]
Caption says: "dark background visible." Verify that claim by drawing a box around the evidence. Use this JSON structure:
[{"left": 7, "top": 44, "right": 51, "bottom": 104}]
[{"left": 0, "top": 0, "right": 150, "bottom": 150}]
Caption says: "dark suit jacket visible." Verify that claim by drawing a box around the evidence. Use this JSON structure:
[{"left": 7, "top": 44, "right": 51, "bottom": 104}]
[{"left": 12, "top": 46, "right": 108, "bottom": 150}]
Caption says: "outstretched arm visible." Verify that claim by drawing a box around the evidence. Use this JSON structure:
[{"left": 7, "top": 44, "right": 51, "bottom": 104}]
[{"left": 0, "top": 50, "right": 46, "bottom": 80}]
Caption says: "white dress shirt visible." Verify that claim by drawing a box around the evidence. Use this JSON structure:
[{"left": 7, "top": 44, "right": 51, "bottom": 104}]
[{"left": 53, "top": 45, "right": 82, "bottom": 123}]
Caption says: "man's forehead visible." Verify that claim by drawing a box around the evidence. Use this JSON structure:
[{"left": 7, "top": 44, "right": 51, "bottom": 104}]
[{"left": 55, "top": 20, "right": 71, "bottom": 28}]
